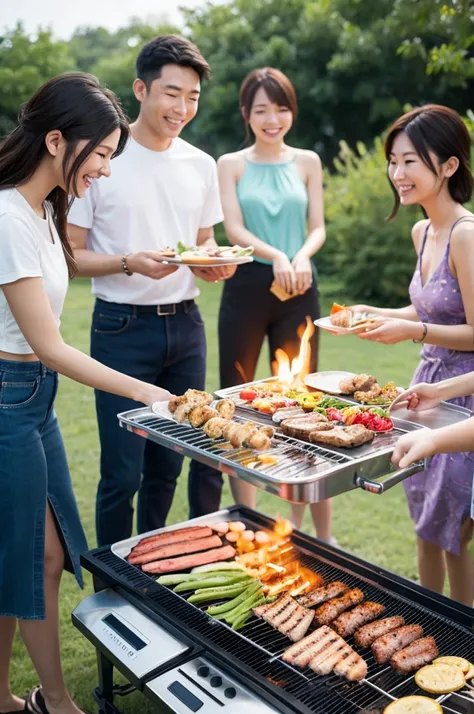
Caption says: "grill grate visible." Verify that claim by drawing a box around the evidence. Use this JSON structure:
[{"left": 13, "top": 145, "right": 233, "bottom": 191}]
[{"left": 84, "top": 521, "right": 474, "bottom": 714}]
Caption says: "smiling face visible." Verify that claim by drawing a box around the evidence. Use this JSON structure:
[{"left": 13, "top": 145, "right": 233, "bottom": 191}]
[
  {"left": 72, "top": 128, "right": 122, "bottom": 197},
  {"left": 134, "top": 64, "right": 200, "bottom": 139},
  {"left": 247, "top": 87, "right": 293, "bottom": 145},
  {"left": 388, "top": 131, "right": 455, "bottom": 207}
]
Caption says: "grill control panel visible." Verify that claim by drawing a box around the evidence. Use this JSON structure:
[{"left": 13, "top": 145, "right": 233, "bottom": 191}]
[{"left": 145, "top": 656, "right": 279, "bottom": 713}]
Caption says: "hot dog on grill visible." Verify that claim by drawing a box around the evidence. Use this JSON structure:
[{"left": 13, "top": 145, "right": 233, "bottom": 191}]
[
  {"left": 128, "top": 535, "right": 223, "bottom": 565},
  {"left": 142, "top": 545, "right": 236, "bottom": 574},
  {"left": 371, "top": 624, "right": 424, "bottom": 664},
  {"left": 130, "top": 526, "right": 213, "bottom": 555}
]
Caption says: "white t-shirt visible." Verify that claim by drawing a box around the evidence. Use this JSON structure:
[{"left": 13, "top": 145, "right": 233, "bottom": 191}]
[
  {"left": 0, "top": 188, "right": 68, "bottom": 355},
  {"left": 68, "top": 137, "right": 224, "bottom": 305}
]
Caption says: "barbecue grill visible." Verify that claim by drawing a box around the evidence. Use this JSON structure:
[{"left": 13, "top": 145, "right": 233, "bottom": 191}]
[{"left": 73, "top": 507, "right": 474, "bottom": 714}]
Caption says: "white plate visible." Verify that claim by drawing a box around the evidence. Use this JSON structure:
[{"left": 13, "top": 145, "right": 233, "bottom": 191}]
[
  {"left": 314, "top": 315, "right": 377, "bottom": 334},
  {"left": 304, "top": 371, "right": 356, "bottom": 395},
  {"left": 151, "top": 401, "right": 176, "bottom": 421},
  {"left": 156, "top": 255, "right": 254, "bottom": 267}
]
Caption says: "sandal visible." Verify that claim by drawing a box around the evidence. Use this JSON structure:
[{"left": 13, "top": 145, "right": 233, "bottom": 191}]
[{"left": 27, "top": 688, "right": 93, "bottom": 714}]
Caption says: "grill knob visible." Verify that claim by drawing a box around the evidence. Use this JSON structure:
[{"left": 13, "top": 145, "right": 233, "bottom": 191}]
[
  {"left": 210, "top": 675, "right": 222, "bottom": 688},
  {"left": 224, "top": 687, "right": 237, "bottom": 699},
  {"left": 197, "top": 666, "right": 210, "bottom": 678}
]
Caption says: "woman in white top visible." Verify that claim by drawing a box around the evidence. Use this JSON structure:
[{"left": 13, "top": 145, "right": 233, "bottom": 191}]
[{"left": 0, "top": 74, "right": 172, "bottom": 714}]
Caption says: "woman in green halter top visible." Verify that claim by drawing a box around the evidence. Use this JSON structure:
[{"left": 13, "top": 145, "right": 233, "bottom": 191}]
[{"left": 218, "top": 67, "right": 333, "bottom": 542}]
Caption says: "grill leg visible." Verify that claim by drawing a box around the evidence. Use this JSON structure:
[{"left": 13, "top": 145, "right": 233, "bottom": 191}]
[{"left": 94, "top": 651, "right": 121, "bottom": 714}]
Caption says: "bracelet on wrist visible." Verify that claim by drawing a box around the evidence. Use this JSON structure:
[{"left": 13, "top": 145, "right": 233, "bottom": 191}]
[
  {"left": 122, "top": 253, "right": 133, "bottom": 277},
  {"left": 413, "top": 322, "right": 428, "bottom": 344}
]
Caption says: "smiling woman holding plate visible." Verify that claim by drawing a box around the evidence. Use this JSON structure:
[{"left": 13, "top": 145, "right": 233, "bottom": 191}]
[{"left": 351, "top": 105, "right": 474, "bottom": 607}]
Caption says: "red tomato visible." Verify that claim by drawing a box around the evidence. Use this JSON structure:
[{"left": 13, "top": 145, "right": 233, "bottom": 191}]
[{"left": 240, "top": 389, "right": 257, "bottom": 401}]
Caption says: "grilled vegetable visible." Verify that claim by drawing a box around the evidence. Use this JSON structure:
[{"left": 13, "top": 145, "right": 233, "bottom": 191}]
[
  {"left": 173, "top": 573, "right": 252, "bottom": 592},
  {"left": 191, "top": 561, "right": 246, "bottom": 574},
  {"left": 414, "top": 663, "right": 465, "bottom": 694},
  {"left": 383, "top": 697, "right": 442, "bottom": 714},
  {"left": 206, "top": 580, "right": 262, "bottom": 615},
  {"left": 224, "top": 589, "right": 264, "bottom": 625},
  {"left": 188, "top": 583, "right": 250, "bottom": 604}
]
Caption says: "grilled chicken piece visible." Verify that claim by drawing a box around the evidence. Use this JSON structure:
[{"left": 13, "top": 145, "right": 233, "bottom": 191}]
[
  {"left": 339, "top": 377, "right": 356, "bottom": 394},
  {"left": 188, "top": 406, "right": 218, "bottom": 428},
  {"left": 390, "top": 636, "right": 438, "bottom": 674},
  {"left": 222, "top": 421, "right": 240, "bottom": 442},
  {"left": 297, "top": 581, "right": 348, "bottom": 608},
  {"left": 314, "top": 588, "right": 365, "bottom": 626},
  {"left": 174, "top": 402, "right": 194, "bottom": 423},
  {"left": 230, "top": 422, "right": 257, "bottom": 447},
  {"left": 309, "top": 424, "right": 374, "bottom": 449},
  {"left": 353, "top": 374, "right": 377, "bottom": 392},
  {"left": 354, "top": 616, "right": 406, "bottom": 649},
  {"left": 215, "top": 398, "right": 235, "bottom": 419},
  {"left": 330, "top": 308, "right": 352, "bottom": 328},
  {"left": 371, "top": 624, "right": 424, "bottom": 664},
  {"left": 246, "top": 431, "right": 272, "bottom": 450},
  {"left": 259, "top": 425, "right": 275, "bottom": 438},
  {"left": 203, "top": 417, "right": 229, "bottom": 439},
  {"left": 331, "top": 602, "right": 385, "bottom": 639},
  {"left": 354, "top": 385, "right": 383, "bottom": 403},
  {"left": 168, "top": 395, "right": 186, "bottom": 412},
  {"left": 257, "top": 593, "right": 313, "bottom": 642},
  {"left": 184, "top": 389, "right": 214, "bottom": 406}
]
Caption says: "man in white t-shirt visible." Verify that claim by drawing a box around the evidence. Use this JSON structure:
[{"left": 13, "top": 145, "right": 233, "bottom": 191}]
[{"left": 68, "top": 35, "right": 235, "bottom": 546}]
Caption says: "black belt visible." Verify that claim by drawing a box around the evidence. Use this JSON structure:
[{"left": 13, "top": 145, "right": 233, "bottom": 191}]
[{"left": 96, "top": 298, "right": 196, "bottom": 316}]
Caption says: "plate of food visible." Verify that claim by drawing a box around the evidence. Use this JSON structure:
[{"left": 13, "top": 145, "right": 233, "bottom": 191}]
[
  {"left": 314, "top": 303, "right": 378, "bottom": 334},
  {"left": 339, "top": 373, "right": 402, "bottom": 406},
  {"left": 156, "top": 242, "right": 254, "bottom": 267},
  {"left": 304, "top": 371, "right": 356, "bottom": 395}
]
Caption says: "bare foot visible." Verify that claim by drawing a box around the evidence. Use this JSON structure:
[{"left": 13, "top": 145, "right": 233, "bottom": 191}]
[
  {"left": 0, "top": 694, "right": 26, "bottom": 713},
  {"left": 41, "top": 691, "right": 84, "bottom": 714}
]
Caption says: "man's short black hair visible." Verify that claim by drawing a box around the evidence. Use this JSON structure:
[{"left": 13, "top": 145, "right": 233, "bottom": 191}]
[{"left": 136, "top": 34, "right": 211, "bottom": 89}]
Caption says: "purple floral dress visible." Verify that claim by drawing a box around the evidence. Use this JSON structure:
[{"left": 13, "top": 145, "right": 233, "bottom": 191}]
[{"left": 406, "top": 217, "right": 474, "bottom": 555}]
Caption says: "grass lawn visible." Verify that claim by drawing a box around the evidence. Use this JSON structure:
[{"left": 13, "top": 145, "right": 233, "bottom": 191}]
[{"left": 10, "top": 278, "right": 464, "bottom": 712}]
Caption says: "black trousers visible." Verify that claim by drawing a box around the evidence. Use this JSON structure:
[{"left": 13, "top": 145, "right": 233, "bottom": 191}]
[{"left": 218, "top": 261, "right": 320, "bottom": 388}]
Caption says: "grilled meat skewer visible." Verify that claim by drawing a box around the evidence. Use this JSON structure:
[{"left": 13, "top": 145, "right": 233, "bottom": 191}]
[{"left": 354, "top": 616, "right": 406, "bottom": 649}]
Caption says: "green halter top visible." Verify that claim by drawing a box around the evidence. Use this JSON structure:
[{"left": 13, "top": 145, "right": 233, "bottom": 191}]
[{"left": 236, "top": 157, "right": 308, "bottom": 264}]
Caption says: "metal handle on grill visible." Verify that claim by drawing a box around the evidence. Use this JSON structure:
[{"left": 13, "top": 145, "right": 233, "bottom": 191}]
[{"left": 355, "top": 462, "right": 424, "bottom": 494}]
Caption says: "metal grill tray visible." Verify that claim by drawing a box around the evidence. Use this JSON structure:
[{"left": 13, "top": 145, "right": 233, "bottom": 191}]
[
  {"left": 118, "top": 407, "right": 419, "bottom": 503},
  {"left": 82, "top": 507, "right": 474, "bottom": 714},
  {"left": 215, "top": 378, "right": 473, "bottom": 431}
]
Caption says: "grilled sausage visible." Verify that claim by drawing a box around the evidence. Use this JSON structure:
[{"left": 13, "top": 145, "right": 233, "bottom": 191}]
[
  {"left": 390, "top": 636, "right": 438, "bottom": 674},
  {"left": 142, "top": 545, "right": 236, "bottom": 573},
  {"left": 331, "top": 602, "right": 385, "bottom": 639},
  {"left": 371, "top": 624, "right": 424, "bottom": 664},
  {"left": 314, "top": 588, "right": 365, "bottom": 626},
  {"left": 354, "top": 616, "right": 405, "bottom": 649},
  {"left": 130, "top": 526, "right": 213, "bottom": 556},
  {"left": 297, "top": 581, "right": 348, "bottom": 608},
  {"left": 128, "top": 535, "right": 222, "bottom": 565}
]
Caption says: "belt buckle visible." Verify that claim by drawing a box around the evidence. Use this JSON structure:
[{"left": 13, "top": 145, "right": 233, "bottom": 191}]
[{"left": 157, "top": 304, "right": 176, "bottom": 316}]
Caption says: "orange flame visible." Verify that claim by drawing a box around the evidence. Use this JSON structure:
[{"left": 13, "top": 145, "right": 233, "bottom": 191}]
[{"left": 273, "top": 316, "right": 314, "bottom": 386}]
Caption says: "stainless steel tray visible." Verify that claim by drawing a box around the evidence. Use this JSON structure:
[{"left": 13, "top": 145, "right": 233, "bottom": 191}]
[
  {"left": 118, "top": 408, "right": 421, "bottom": 504},
  {"left": 215, "top": 378, "right": 472, "bottom": 431}
]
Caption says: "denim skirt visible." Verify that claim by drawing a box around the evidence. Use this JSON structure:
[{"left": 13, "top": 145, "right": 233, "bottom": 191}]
[{"left": 0, "top": 358, "right": 88, "bottom": 619}]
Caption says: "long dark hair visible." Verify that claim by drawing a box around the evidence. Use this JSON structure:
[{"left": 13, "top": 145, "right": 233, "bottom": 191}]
[
  {"left": 239, "top": 68, "right": 298, "bottom": 144},
  {"left": 0, "top": 73, "right": 129, "bottom": 276},
  {"left": 384, "top": 104, "right": 473, "bottom": 220}
]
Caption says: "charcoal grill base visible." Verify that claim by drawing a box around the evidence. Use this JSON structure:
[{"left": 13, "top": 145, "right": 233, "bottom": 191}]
[{"left": 76, "top": 506, "right": 474, "bottom": 714}]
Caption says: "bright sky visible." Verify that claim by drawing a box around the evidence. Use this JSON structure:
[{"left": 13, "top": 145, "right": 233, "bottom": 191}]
[{"left": 0, "top": 0, "right": 218, "bottom": 39}]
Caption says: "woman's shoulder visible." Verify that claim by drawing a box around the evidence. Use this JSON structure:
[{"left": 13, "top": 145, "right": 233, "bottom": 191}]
[
  {"left": 449, "top": 213, "right": 474, "bottom": 255},
  {"left": 411, "top": 218, "right": 430, "bottom": 253},
  {"left": 217, "top": 150, "right": 247, "bottom": 178}
]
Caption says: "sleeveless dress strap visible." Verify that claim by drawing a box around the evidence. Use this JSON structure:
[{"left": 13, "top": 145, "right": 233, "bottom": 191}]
[
  {"left": 447, "top": 215, "right": 474, "bottom": 244},
  {"left": 419, "top": 222, "right": 431, "bottom": 259}
]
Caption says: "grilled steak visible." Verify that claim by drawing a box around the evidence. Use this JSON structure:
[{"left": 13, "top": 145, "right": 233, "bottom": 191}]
[
  {"left": 280, "top": 413, "right": 330, "bottom": 441},
  {"left": 333, "top": 650, "right": 368, "bottom": 681},
  {"left": 130, "top": 526, "right": 213, "bottom": 555},
  {"left": 128, "top": 535, "right": 222, "bottom": 565},
  {"left": 282, "top": 626, "right": 334, "bottom": 666},
  {"left": 256, "top": 592, "right": 313, "bottom": 642},
  {"left": 371, "top": 624, "right": 424, "bottom": 664},
  {"left": 297, "top": 581, "right": 348, "bottom": 608},
  {"left": 282, "top": 626, "right": 367, "bottom": 681},
  {"left": 309, "top": 424, "right": 374, "bottom": 449},
  {"left": 142, "top": 545, "right": 236, "bottom": 573},
  {"left": 314, "top": 588, "right": 365, "bottom": 626},
  {"left": 354, "top": 616, "right": 405, "bottom": 649},
  {"left": 331, "top": 602, "right": 385, "bottom": 639},
  {"left": 390, "top": 636, "right": 438, "bottom": 674}
]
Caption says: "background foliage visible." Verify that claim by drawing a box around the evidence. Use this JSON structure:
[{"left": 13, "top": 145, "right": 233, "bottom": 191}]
[{"left": 1, "top": 0, "right": 473, "bottom": 304}]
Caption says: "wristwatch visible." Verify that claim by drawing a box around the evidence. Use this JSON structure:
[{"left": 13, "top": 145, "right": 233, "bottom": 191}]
[
  {"left": 122, "top": 253, "right": 133, "bottom": 277},
  {"left": 413, "top": 322, "right": 428, "bottom": 344}
]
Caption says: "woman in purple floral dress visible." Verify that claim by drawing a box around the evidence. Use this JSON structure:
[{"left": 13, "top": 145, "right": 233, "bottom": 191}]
[{"left": 352, "top": 105, "right": 474, "bottom": 606}]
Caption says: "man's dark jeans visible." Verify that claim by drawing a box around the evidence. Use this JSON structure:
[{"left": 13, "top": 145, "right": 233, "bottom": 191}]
[{"left": 91, "top": 298, "right": 223, "bottom": 547}]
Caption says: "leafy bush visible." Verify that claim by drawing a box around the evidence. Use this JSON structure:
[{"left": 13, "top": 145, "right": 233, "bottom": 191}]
[{"left": 320, "top": 119, "right": 474, "bottom": 307}]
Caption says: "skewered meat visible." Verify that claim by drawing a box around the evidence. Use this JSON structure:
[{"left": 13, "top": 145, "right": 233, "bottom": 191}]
[
  {"left": 188, "top": 406, "right": 218, "bottom": 427},
  {"left": 331, "top": 602, "right": 385, "bottom": 639},
  {"left": 353, "top": 374, "right": 377, "bottom": 392},
  {"left": 390, "top": 636, "right": 438, "bottom": 674},
  {"left": 229, "top": 422, "right": 257, "bottom": 447},
  {"left": 128, "top": 535, "right": 222, "bottom": 565},
  {"left": 283, "top": 626, "right": 367, "bottom": 680},
  {"left": 215, "top": 398, "right": 235, "bottom": 419},
  {"left": 259, "top": 425, "right": 275, "bottom": 438},
  {"left": 280, "top": 413, "right": 330, "bottom": 441},
  {"left": 203, "top": 417, "right": 228, "bottom": 438},
  {"left": 222, "top": 421, "right": 240, "bottom": 442},
  {"left": 246, "top": 431, "right": 271, "bottom": 450},
  {"left": 314, "top": 588, "right": 365, "bottom": 626},
  {"left": 297, "top": 581, "right": 349, "bottom": 608},
  {"left": 130, "top": 526, "right": 213, "bottom": 556},
  {"left": 142, "top": 545, "right": 236, "bottom": 573},
  {"left": 354, "top": 616, "right": 405, "bottom": 648},
  {"left": 309, "top": 424, "right": 374, "bottom": 449},
  {"left": 371, "top": 624, "right": 424, "bottom": 664},
  {"left": 255, "top": 592, "right": 313, "bottom": 642}
]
